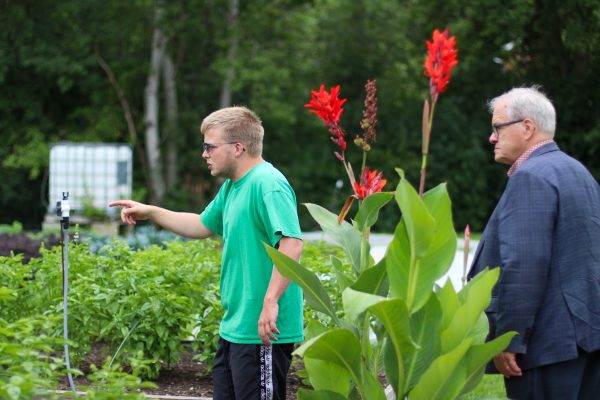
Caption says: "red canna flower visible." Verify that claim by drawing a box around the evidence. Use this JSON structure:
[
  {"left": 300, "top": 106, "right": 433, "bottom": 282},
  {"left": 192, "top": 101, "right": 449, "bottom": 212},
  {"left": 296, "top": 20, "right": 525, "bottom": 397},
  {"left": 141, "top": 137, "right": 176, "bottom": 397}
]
[
  {"left": 305, "top": 84, "right": 347, "bottom": 126},
  {"left": 306, "top": 84, "right": 349, "bottom": 160},
  {"left": 353, "top": 166, "right": 387, "bottom": 200},
  {"left": 424, "top": 29, "right": 458, "bottom": 102}
]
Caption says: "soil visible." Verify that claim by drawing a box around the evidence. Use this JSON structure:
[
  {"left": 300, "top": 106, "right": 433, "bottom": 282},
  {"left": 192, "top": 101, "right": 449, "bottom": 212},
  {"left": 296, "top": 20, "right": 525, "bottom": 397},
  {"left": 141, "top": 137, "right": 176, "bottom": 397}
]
[{"left": 60, "top": 343, "right": 308, "bottom": 399}]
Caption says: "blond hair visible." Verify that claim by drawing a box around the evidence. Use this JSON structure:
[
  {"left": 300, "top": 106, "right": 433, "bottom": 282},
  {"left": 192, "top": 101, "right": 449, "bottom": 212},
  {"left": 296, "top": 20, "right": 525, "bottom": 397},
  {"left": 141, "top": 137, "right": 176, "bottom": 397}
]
[{"left": 200, "top": 106, "right": 264, "bottom": 156}]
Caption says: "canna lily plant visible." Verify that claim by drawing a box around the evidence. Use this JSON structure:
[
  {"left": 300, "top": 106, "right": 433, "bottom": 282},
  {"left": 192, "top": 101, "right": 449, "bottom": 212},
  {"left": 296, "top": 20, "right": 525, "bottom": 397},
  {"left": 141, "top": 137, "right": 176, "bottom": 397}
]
[
  {"left": 266, "top": 29, "right": 514, "bottom": 400},
  {"left": 305, "top": 80, "right": 387, "bottom": 210}
]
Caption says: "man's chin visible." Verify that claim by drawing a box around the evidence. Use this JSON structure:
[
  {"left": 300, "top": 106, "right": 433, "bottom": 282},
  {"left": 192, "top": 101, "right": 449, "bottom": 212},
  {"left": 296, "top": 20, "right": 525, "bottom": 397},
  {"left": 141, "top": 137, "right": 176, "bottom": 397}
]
[
  {"left": 493, "top": 154, "right": 508, "bottom": 165},
  {"left": 210, "top": 170, "right": 226, "bottom": 178}
]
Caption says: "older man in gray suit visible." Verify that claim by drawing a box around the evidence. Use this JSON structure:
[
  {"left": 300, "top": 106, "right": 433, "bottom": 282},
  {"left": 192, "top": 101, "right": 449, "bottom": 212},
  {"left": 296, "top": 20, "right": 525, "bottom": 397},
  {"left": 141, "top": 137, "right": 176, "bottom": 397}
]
[{"left": 468, "top": 86, "right": 600, "bottom": 399}]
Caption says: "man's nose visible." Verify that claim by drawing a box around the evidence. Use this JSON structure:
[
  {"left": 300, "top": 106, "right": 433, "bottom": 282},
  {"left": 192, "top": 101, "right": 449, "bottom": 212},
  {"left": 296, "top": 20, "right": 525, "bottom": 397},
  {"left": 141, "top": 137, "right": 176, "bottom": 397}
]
[{"left": 489, "top": 132, "right": 498, "bottom": 144}]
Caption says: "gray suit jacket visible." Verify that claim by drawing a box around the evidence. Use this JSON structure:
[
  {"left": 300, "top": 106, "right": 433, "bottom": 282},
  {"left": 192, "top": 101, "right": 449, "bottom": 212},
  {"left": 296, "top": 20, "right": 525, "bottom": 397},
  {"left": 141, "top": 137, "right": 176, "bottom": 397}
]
[{"left": 468, "top": 142, "right": 600, "bottom": 371}]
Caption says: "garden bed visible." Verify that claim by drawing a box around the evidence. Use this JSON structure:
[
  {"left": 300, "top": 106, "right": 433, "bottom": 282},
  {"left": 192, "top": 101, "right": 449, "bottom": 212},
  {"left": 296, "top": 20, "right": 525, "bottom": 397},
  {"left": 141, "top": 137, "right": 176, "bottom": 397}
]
[{"left": 58, "top": 343, "right": 307, "bottom": 399}]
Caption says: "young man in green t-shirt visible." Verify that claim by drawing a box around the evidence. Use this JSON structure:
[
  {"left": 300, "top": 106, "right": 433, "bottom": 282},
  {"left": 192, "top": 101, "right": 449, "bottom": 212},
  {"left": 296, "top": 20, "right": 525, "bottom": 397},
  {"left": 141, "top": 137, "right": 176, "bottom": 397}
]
[{"left": 109, "top": 106, "right": 303, "bottom": 399}]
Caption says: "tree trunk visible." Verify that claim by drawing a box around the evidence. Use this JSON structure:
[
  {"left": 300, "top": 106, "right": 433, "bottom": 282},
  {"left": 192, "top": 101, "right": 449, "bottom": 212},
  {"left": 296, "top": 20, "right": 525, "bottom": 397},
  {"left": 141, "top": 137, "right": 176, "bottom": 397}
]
[
  {"left": 144, "top": 9, "right": 167, "bottom": 205},
  {"left": 95, "top": 50, "right": 152, "bottom": 193},
  {"left": 163, "top": 52, "right": 178, "bottom": 191},
  {"left": 219, "top": 0, "right": 239, "bottom": 108}
]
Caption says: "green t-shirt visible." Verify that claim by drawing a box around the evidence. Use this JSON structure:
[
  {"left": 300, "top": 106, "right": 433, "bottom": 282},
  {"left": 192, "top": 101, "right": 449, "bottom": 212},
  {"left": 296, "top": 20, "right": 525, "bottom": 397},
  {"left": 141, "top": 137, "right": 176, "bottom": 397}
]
[{"left": 200, "top": 162, "right": 303, "bottom": 344}]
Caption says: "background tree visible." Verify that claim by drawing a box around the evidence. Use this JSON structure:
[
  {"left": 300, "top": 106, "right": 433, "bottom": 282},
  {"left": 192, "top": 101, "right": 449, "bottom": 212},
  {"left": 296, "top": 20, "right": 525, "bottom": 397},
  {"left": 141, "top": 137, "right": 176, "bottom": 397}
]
[{"left": 1, "top": 0, "right": 599, "bottom": 233}]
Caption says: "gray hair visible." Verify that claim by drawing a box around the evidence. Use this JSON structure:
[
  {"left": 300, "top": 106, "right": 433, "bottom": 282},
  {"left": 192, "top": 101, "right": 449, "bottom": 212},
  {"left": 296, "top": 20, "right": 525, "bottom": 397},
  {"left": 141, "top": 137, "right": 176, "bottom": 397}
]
[
  {"left": 488, "top": 86, "right": 556, "bottom": 136},
  {"left": 200, "top": 106, "right": 264, "bottom": 156}
]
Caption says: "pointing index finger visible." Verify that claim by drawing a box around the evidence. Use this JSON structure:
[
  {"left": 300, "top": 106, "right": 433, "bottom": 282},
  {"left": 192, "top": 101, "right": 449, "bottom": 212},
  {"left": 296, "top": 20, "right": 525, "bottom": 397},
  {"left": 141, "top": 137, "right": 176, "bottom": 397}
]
[{"left": 108, "top": 200, "right": 131, "bottom": 208}]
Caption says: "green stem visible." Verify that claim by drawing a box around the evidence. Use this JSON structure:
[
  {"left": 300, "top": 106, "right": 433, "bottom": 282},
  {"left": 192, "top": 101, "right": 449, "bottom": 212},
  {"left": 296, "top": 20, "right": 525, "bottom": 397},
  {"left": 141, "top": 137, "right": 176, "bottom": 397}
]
[
  {"left": 406, "top": 239, "right": 419, "bottom": 311},
  {"left": 428, "top": 100, "right": 437, "bottom": 137},
  {"left": 361, "top": 150, "right": 367, "bottom": 175},
  {"left": 418, "top": 100, "right": 437, "bottom": 197},
  {"left": 360, "top": 226, "right": 370, "bottom": 273},
  {"left": 361, "top": 315, "right": 372, "bottom": 372},
  {"left": 109, "top": 317, "right": 142, "bottom": 368}
]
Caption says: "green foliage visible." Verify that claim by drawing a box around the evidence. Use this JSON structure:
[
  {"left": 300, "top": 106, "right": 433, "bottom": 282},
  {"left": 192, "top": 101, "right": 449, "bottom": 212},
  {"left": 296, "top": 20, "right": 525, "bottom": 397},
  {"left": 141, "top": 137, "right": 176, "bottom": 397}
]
[
  {"left": 462, "top": 374, "right": 506, "bottom": 399},
  {"left": 0, "top": 222, "right": 23, "bottom": 235},
  {"left": 80, "top": 193, "right": 107, "bottom": 221},
  {"left": 0, "top": 316, "right": 66, "bottom": 400},
  {"left": 80, "top": 359, "right": 157, "bottom": 399},
  {"left": 0, "top": 238, "right": 224, "bottom": 378},
  {"left": 0, "top": 234, "right": 344, "bottom": 388},
  {"left": 267, "top": 175, "right": 515, "bottom": 399},
  {"left": 82, "top": 225, "right": 185, "bottom": 253},
  {"left": 2, "top": 0, "right": 600, "bottom": 231}
]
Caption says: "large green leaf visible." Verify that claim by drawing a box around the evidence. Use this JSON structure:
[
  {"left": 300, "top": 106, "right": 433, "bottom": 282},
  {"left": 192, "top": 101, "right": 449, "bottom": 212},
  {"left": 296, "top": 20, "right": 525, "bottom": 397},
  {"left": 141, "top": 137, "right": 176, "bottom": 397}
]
[
  {"left": 404, "top": 293, "right": 442, "bottom": 391},
  {"left": 457, "top": 266, "right": 491, "bottom": 304},
  {"left": 296, "top": 329, "right": 386, "bottom": 400},
  {"left": 264, "top": 245, "right": 337, "bottom": 321},
  {"left": 394, "top": 169, "right": 435, "bottom": 258},
  {"left": 360, "top": 369, "right": 387, "bottom": 400},
  {"left": 435, "top": 280, "right": 460, "bottom": 332},
  {"left": 295, "top": 329, "right": 361, "bottom": 373},
  {"left": 350, "top": 259, "right": 389, "bottom": 296},
  {"left": 369, "top": 298, "right": 414, "bottom": 395},
  {"left": 385, "top": 177, "right": 455, "bottom": 312},
  {"left": 305, "top": 319, "right": 329, "bottom": 340},
  {"left": 354, "top": 192, "right": 394, "bottom": 231},
  {"left": 304, "top": 357, "right": 352, "bottom": 396},
  {"left": 467, "top": 312, "right": 491, "bottom": 345},
  {"left": 330, "top": 256, "right": 354, "bottom": 292},
  {"left": 342, "top": 287, "right": 384, "bottom": 322},
  {"left": 408, "top": 339, "right": 472, "bottom": 400},
  {"left": 382, "top": 338, "right": 399, "bottom": 396},
  {"left": 298, "top": 389, "right": 349, "bottom": 400},
  {"left": 457, "top": 332, "right": 517, "bottom": 397},
  {"left": 384, "top": 219, "right": 411, "bottom": 300},
  {"left": 418, "top": 183, "right": 457, "bottom": 286},
  {"left": 305, "top": 203, "right": 362, "bottom": 273},
  {"left": 441, "top": 268, "right": 499, "bottom": 353}
]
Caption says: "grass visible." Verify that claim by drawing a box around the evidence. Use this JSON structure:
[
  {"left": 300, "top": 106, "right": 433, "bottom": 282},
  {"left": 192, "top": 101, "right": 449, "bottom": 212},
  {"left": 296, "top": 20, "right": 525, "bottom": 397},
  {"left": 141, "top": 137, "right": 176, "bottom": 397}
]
[{"left": 462, "top": 374, "right": 507, "bottom": 399}]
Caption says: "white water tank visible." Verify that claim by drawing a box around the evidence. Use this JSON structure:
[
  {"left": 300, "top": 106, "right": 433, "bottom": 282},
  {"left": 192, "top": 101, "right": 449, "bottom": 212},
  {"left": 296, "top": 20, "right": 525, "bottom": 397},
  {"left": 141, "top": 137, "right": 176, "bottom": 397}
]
[{"left": 48, "top": 143, "right": 132, "bottom": 216}]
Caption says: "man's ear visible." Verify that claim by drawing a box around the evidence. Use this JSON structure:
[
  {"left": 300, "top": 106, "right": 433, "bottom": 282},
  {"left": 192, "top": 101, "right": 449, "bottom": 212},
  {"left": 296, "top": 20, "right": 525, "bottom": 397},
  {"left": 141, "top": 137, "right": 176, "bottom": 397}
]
[
  {"left": 235, "top": 142, "right": 246, "bottom": 156},
  {"left": 522, "top": 118, "right": 537, "bottom": 140}
]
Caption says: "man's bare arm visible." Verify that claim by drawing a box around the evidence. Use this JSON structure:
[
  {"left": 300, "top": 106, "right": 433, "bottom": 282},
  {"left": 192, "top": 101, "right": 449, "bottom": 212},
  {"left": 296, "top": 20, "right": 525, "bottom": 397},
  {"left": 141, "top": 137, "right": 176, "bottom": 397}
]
[
  {"left": 108, "top": 200, "right": 213, "bottom": 239},
  {"left": 258, "top": 237, "right": 303, "bottom": 345}
]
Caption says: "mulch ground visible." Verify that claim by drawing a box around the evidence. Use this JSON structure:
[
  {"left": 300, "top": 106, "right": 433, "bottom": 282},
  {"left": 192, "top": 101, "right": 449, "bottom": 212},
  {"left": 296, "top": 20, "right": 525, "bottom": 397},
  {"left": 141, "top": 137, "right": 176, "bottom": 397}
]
[{"left": 59, "top": 344, "right": 308, "bottom": 399}]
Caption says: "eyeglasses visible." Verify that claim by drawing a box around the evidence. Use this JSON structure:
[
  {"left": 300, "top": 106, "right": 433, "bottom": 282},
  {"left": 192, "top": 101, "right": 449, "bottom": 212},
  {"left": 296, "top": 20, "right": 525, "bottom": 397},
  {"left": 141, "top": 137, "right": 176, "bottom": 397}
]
[
  {"left": 202, "top": 142, "right": 238, "bottom": 153},
  {"left": 491, "top": 119, "right": 524, "bottom": 137}
]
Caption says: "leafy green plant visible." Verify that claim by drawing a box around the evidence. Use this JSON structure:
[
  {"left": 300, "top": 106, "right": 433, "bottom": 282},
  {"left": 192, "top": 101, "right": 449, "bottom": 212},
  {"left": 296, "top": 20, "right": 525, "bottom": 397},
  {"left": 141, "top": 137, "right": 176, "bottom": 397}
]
[
  {"left": 0, "top": 222, "right": 23, "bottom": 235},
  {"left": 80, "top": 191, "right": 107, "bottom": 221},
  {"left": 267, "top": 173, "right": 515, "bottom": 399},
  {"left": 0, "top": 238, "right": 224, "bottom": 378},
  {"left": 0, "top": 316, "right": 68, "bottom": 400},
  {"left": 0, "top": 229, "right": 355, "bottom": 386},
  {"left": 79, "top": 358, "right": 157, "bottom": 399},
  {"left": 264, "top": 28, "right": 514, "bottom": 399}
]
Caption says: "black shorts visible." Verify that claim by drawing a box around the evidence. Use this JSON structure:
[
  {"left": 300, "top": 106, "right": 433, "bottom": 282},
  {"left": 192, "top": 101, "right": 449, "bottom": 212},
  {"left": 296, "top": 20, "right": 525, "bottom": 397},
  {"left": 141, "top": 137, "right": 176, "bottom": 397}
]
[{"left": 212, "top": 338, "right": 294, "bottom": 400}]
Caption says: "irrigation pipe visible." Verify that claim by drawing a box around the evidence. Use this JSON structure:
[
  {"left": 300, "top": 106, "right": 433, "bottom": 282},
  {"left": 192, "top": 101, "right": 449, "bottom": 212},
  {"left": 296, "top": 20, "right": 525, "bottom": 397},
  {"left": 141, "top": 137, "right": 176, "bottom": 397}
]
[
  {"left": 58, "top": 192, "right": 77, "bottom": 392},
  {"left": 109, "top": 317, "right": 143, "bottom": 368}
]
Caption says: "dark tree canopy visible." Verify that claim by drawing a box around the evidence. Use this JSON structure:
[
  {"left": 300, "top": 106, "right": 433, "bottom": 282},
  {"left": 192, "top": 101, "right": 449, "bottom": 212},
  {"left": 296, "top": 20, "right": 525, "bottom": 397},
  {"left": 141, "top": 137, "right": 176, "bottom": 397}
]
[{"left": 2, "top": 0, "right": 599, "bottom": 232}]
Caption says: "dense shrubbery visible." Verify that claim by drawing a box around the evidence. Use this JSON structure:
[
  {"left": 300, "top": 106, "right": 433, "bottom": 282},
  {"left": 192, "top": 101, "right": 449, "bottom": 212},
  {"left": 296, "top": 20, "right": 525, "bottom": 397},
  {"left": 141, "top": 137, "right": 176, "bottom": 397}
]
[{"left": 0, "top": 236, "right": 346, "bottom": 397}]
